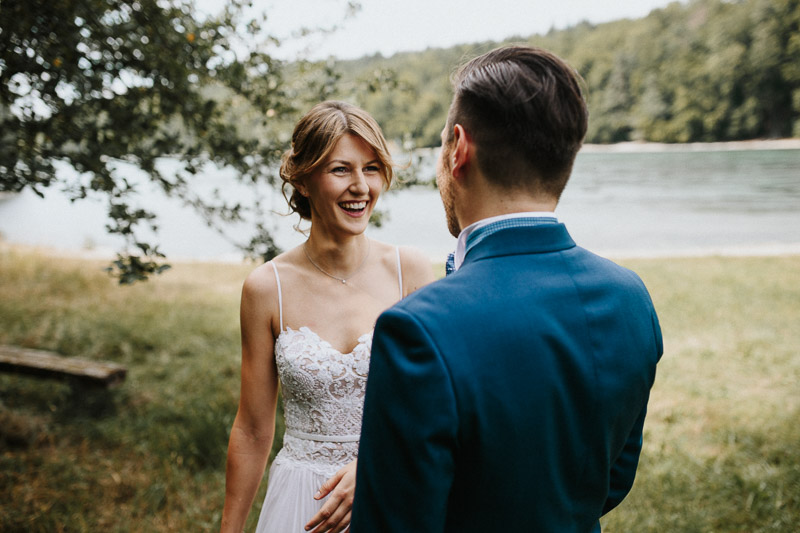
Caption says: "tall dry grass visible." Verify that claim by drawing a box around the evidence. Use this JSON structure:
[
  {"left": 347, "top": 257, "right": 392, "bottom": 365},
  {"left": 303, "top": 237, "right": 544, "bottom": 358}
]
[
  {"left": 1, "top": 246, "right": 798, "bottom": 531},
  {"left": 600, "top": 255, "right": 800, "bottom": 532}
]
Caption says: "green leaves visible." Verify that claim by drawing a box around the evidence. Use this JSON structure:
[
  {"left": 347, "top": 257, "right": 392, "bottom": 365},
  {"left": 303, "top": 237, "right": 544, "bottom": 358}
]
[
  {"left": 1, "top": 0, "right": 294, "bottom": 283},
  {"left": 105, "top": 244, "right": 171, "bottom": 285}
]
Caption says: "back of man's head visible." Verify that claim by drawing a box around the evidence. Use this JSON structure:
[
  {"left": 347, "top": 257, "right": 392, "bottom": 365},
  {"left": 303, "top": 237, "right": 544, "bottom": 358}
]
[{"left": 447, "top": 46, "right": 588, "bottom": 199}]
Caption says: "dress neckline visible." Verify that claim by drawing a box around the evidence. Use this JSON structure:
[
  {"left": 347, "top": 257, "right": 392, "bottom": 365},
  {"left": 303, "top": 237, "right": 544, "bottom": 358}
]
[{"left": 277, "top": 326, "right": 373, "bottom": 356}]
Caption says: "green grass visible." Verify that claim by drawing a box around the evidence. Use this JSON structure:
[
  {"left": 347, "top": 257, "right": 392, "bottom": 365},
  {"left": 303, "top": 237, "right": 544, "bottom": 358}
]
[
  {"left": 0, "top": 248, "right": 280, "bottom": 532},
  {"left": 600, "top": 256, "right": 800, "bottom": 532},
  {"left": 1, "top": 247, "right": 798, "bottom": 531}
]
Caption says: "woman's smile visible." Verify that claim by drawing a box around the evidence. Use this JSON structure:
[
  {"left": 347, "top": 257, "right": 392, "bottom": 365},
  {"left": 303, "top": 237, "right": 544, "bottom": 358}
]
[{"left": 339, "top": 200, "right": 369, "bottom": 217}]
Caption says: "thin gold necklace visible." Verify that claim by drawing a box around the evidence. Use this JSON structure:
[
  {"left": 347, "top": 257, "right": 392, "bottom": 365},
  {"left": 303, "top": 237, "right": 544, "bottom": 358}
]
[{"left": 303, "top": 240, "right": 371, "bottom": 284}]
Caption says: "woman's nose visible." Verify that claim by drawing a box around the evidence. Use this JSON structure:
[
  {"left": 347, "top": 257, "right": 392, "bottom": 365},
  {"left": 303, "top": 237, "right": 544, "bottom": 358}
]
[{"left": 350, "top": 170, "right": 369, "bottom": 193}]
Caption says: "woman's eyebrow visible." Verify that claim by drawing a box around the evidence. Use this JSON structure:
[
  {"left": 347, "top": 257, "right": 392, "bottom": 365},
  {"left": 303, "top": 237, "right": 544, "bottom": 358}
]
[{"left": 327, "top": 159, "right": 380, "bottom": 166}]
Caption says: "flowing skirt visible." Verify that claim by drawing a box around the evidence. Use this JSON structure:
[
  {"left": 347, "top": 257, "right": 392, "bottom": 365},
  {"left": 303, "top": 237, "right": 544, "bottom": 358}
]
[{"left": 254, "top": 459, "right": 334, "bottom": 533}]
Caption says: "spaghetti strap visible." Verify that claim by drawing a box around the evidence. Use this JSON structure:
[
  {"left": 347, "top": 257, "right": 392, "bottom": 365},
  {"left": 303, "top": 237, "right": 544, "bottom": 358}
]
[
  {"left": 270, "top": 262, "right": 284, "bottom": 331},
  {"left": 395, "top": 246, "right": 403, "bottom": 298}
]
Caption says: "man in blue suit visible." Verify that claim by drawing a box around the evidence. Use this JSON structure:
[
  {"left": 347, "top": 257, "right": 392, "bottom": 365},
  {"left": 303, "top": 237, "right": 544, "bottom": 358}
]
[{"left": 350, "top": 46, "right": 663, "bottom": 532}]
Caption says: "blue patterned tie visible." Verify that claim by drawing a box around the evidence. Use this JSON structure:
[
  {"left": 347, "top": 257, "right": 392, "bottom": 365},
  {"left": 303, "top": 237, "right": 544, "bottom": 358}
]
[{"left": 445, "top": 252, "right": 456, "bottom": 276}]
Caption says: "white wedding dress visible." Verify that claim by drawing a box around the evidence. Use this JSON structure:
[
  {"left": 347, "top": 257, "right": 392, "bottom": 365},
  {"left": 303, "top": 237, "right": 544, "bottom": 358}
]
[{"left": 254, "top": 252, "right": 403, "bottom": 532}]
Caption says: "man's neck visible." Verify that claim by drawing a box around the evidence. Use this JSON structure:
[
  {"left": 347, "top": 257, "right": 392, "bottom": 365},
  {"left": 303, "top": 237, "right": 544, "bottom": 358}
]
[{"left": 456, "top": 186, "right": 557, "bottom": 229}]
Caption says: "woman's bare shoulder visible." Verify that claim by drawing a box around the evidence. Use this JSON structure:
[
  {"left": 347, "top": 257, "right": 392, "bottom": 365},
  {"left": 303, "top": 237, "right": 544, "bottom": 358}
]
[
  {"left": 242, "top": 248, "right": 305, "bottom": 297},
  {"left": 396, "top": 245, "right": 437, "bottom": 292},
  {"left": 241, "top": 262, "right": 278, "bottom": 304}
]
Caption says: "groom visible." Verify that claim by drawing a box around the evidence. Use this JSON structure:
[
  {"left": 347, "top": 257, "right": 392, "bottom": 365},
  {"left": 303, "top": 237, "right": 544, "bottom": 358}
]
[{"left": 350, "top": 46, "right": 663, "bottom": 532}]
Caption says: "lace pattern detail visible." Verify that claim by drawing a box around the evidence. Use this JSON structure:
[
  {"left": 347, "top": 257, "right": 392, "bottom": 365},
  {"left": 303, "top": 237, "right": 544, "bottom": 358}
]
[{"left": 273, "top": 326, "right": 372, "bottom": 475}]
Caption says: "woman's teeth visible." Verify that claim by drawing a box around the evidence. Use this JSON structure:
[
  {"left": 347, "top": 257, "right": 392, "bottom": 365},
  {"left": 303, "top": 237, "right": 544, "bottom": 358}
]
[{"left": 340, "top": 201, "right": 367, "bottom": 211}]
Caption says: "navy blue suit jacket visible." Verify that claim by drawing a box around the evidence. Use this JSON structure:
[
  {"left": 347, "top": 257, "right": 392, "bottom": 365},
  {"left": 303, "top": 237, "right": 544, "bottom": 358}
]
[{"left": 351, "top": 224, "right": 663, "bottom": 532}]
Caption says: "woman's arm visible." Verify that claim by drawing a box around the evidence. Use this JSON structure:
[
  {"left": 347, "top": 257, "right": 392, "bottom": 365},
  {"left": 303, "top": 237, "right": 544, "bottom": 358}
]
[{"left": 220, "top": 266, "right": 280, "bottom": 533}]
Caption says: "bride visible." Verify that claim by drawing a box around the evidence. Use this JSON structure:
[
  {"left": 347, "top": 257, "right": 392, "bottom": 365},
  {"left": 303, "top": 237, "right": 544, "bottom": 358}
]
[{"left": 220, "top": 101, "right": 435, "bottom": 533}]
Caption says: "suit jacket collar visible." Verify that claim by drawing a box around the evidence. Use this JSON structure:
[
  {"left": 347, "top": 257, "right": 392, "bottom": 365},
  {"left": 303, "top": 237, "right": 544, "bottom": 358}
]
[
  {"left": 454, "top": 212, "right": 558, "bottom": 270},
  {"left": 462, "top": 223, "right": 576, "bottom": 266}
]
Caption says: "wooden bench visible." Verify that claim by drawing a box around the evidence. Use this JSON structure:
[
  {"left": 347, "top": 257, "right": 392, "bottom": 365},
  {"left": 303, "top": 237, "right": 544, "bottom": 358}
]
[{"left": 0, "top": 345, "right": 127, "bottom": 388}]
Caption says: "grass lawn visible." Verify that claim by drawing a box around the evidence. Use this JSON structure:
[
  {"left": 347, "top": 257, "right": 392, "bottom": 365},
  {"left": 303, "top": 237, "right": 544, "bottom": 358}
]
[{"left": 1, "top": 245, "right": 798, "bottom": 531}]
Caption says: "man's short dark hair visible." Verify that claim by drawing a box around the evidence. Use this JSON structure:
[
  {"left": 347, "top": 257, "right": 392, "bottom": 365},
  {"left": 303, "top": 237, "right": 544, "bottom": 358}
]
[{"left": 447, "top": 45, "right": 588, "bottom": 198}]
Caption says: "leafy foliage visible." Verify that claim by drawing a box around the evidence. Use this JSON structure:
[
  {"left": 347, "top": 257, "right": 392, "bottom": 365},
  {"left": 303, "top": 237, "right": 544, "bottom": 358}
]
[{"left": 0, "top": 0, "right": 326, "bottom": 281}]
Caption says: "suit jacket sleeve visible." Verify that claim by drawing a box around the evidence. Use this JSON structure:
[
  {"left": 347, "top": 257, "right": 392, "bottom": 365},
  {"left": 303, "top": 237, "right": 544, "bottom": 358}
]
[
  {"left": 603, "top": 305, "right": 664, "bottom": 515},
  {"left": 602, "top": 408, "right": 645, "bottom": 515},
  {"left": 350, "top": 306, "right": 458, "bottom": 532}
]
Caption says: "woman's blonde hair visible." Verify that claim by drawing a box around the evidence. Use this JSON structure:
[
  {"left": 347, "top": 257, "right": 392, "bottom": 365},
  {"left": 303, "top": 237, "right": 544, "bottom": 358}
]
[{"left": 280, "top": 101, "right": 394, "bottom": 220}]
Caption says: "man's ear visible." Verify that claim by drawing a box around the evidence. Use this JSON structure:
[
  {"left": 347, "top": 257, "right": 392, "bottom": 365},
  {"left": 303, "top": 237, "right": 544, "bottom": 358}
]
[{"left": 450, "top": 124, "right": 471, "bottom": 180}]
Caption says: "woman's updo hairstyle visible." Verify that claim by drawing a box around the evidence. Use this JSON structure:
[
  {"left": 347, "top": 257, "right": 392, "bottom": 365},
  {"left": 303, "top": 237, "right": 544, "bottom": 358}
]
[{"left": 280, "top": 101, "right": 394, "bottom": 220}]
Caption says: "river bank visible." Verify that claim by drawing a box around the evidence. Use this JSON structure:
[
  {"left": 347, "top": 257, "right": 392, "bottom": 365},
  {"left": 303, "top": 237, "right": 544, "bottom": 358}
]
[
  {"left": 580, "top": 137, "right": 800, "bottom": 153},
  {"left": 386, "top": 138, "right": 800, "bottom": 159},
  {"left": 3, "top": 237, "right": 800, "bottom": 269}
]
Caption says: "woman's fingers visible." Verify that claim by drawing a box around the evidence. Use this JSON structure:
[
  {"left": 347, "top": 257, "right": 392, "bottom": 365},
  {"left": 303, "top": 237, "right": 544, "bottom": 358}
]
[{"left": 305, "top": 462, "right": 357, "bottom": 532}]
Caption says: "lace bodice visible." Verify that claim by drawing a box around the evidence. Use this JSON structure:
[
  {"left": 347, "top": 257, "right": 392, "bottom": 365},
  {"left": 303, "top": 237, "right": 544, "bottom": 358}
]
[
  {"left": 272, "top": 326, "right": 372, "bottom": 476},
  {"left": 268, "top": 250, "right": 400, "bottom": 477}
]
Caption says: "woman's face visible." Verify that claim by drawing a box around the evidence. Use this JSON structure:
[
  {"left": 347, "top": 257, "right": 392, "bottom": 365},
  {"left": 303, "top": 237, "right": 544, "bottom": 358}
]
[{"left": 301, "top": 133, "right": 385, "bottom": 237}]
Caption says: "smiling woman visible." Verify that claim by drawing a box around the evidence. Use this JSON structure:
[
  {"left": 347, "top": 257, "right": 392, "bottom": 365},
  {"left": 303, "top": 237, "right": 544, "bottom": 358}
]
[
  {"left": 279, "top": 101, "right": 394, "bottom": 222},
  {"left": 219, "top": 101, "right": 435, "bottom": 533},
  {"left": 295, "top": 133, "right": 386, "bottom": 243}
]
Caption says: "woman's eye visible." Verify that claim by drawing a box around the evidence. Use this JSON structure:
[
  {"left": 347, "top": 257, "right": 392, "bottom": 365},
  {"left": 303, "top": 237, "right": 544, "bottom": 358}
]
[
  {"left": 331, "top": 166, "right": 349, "bottom": 175},
  {"left": 364, "top": 165, "right": 381, "bottom": 173}
]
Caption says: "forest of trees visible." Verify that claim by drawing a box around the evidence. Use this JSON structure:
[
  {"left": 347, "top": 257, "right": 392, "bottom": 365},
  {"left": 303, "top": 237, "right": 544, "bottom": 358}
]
[
  {"left": 329, "top": 0, "right": 800, "bottom": 146},
  {"left": 2, "top": 0, "right": 798, "bottom": 279}
]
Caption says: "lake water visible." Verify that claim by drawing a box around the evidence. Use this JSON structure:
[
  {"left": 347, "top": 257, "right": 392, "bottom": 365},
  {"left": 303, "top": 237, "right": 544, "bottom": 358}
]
[{"left": 1, "top": 148, "right": 799, "bottom": 262}]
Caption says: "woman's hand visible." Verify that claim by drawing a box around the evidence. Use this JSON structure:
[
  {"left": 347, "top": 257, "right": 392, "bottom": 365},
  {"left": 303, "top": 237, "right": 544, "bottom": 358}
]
[{"left": 304, "top": 460, "right": 358, "bottom": 533}]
